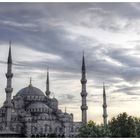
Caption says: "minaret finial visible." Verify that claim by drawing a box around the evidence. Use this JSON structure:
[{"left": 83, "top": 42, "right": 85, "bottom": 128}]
[
  {"left": 9, "top": 40, "right": 11, "bottom": 47},
  {"left": 103, "top": 82, "right": 105, "bottom": 89},
  {"left": 80, "top": 52, "right": 88, "bottom": 125},
  {"left": 103, "top": 82, "right": 108, "bottom": 127},
  {"left": 45, "top": 67, "right": 50, "bottom": 97}
]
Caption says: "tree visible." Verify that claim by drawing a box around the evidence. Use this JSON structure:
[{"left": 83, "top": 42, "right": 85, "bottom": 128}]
[
  {"left": 98, "top": 124, "right": 111, "bottom": 137},
  {"left": 134, "top": 117, "right": 140, "bottom": 137},
  {"left": 79, "top": 120, "right": 101, "bottom": 137},
  {"left": 79, "top": 120, "right": 111, "bottom": 137},
  {"left": 79, "top": 113, "right": 140, "bottom": 138},
  {"left": 108, "top": 112, "right": 137, "bottom": 137}
]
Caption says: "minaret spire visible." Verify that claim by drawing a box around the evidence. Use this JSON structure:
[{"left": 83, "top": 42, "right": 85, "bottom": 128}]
[
  {"left": 80, "top": 52, "right": 88, "bottom": 125},
  {"left": 82, "top": 51, "right": 85, "bottom": 71},
  {"left": 45, "top": 67, "right": 50, "bottom": 97},
  {"left": 8, "top": 41, "right": 12, "bottom": 64},
  {"left": 103, "top": 83, "right": 108, "bottom": 127},
  {"left": 5, "top": 41, "right": 13, "bottom": 130}
]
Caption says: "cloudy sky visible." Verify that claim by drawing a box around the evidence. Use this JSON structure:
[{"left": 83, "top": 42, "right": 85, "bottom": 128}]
[{"left": 1, "top": 3, "right": 140, "bottom": 123}]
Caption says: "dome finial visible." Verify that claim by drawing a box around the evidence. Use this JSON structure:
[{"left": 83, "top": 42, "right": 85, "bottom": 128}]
[{"left": 29, "top": 77, "right": 32, "bottom": 86}]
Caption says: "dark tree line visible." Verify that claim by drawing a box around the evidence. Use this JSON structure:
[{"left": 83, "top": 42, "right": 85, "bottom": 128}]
[{"left": 79, "top": 112, "right": 140, "bottom": 137}]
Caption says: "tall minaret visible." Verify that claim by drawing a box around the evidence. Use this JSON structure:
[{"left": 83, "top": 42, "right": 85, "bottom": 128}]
[
  {"left": 5, "top": 41, "right": 13, "bottom": 130},
  {"left": 45, "top": 68, "right": 50, "bottom": 97},
  {"left": 103, "top": 83, "right": 108, "bottom": 127},
  {"left": 80, "top": 52, "right": 88, "bottom": 124}
]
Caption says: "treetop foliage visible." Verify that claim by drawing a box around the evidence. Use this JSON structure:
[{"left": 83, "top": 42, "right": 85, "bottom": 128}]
[{"left": 79, "top": 112, "right": 140, "bottom": 138}]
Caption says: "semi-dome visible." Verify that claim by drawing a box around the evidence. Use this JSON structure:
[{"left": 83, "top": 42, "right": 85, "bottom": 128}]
[
  {"left": 17, "top": 85, "right": 45, "bottom": 97},
  {"left": 27, "top": 102, "right": 49, "bottom": 109},
  {"left": 26, "top": 102, "right": 52, "bottom": 113}
]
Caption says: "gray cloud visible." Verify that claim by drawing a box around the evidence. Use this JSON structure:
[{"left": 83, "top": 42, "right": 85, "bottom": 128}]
[
  {"left": 1, "top": 3, "right": 140, "bottom": 122},
  {"left": 113, "top": 86, "right": 140, "bottom": 96}
]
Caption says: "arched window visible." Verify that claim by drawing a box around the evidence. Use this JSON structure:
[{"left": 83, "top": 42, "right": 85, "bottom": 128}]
[
  {"left": 55, "top": 127, "right": 60, "bottom": 133},
  {"left": 40, "top": 127, "right": 44, "bottom": 134},
  {"left": 16, "top": 125, "right": 21, "bottom": 132},
  {"left": 38, "top": 108, "right": 41, "bottom": 112},
  {"left": 45, "top": 124, "right": 49, "bottom": 132},
  {"left": 49, "top": 127, "right": 52, "bottom": 133},
  {"left": 71, "top": 126, "right": 74, "bottom": 132},
  {"left": 0, "top": 126, "right": 3, "bottom": 131},
  {"left": 31, "top": 126, "right": 37, "bottom": 134},
  {"left": 27, "top": 96, "right": 29, "bottom": 100},
  {"left": 76, "top": 127, "right": 79, "bottom": 132}
]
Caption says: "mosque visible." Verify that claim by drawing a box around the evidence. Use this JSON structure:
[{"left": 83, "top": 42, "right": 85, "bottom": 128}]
[{"left": 0, "top": 42, "right": 107, "bottom": 137}]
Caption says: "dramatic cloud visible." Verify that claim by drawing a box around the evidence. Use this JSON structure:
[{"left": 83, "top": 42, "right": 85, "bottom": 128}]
[{"left": 1, "top": 3, "right": 140, "bottom": 123}]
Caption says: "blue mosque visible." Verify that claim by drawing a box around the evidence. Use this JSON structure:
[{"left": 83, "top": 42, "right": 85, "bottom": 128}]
[{"left": 0, "top": 42, "right": 107, "bottom": 137}]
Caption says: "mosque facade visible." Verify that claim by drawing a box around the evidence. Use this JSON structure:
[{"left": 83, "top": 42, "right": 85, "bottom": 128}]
[{"left": 0, "top": 43, "right": 107, "bottom": 137}]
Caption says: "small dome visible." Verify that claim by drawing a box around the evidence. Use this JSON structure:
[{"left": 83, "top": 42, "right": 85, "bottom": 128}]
[
  {"left": 57, "top": 109, "right": 62, "bottom": 114},
  {"left": 52, "top": 97, "right": 58, "bottom": 102},
  {"left": 17, "top": 85, "right": 45, "bottom": 97},
  {"left": 58, "top": 113, "right": 64, "bottom": 118}
]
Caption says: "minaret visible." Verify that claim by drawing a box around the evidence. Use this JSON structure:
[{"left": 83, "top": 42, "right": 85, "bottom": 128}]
[
  {"left": 103, "top": 83, "right": 108, "bottom": 127},
  {"left": 45, "top": 68, "right": 50, "bottom": 97},
  {"left": 5, "top": 41, "right": 13, "bottom": 130},
  {"left": 80, "top": 52, "right": 88, "bottom": 124}
]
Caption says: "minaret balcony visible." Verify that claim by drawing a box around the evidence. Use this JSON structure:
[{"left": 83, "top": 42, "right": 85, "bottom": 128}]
[
  {"left": 103, "top": 104, "right": 107, "bottom": 108},
  {"left": 5, "top": 73, "right": 13, "bottom": 78},
  {"left": 5, "top": 87, "right": 13, "bottom": 93},
  {"left": 81, "top": 79, "right": 87, "bottom": 84},
  {"left": 81, "top": 105, "right": 88, "bottom": 110},
  {"left": 4, "top": 101, "right": 12, "bottom": 108},
  {"left": 80, "top": 91, "right": 87, "bottom": 97},
  {"left": 103, "top": 114, "right": 108, "bottom": 118}
]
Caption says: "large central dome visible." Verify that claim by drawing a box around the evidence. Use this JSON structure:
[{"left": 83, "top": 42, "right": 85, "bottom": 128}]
[{"left": 17, "top": 85, "right": 45, "bottom": 97}]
